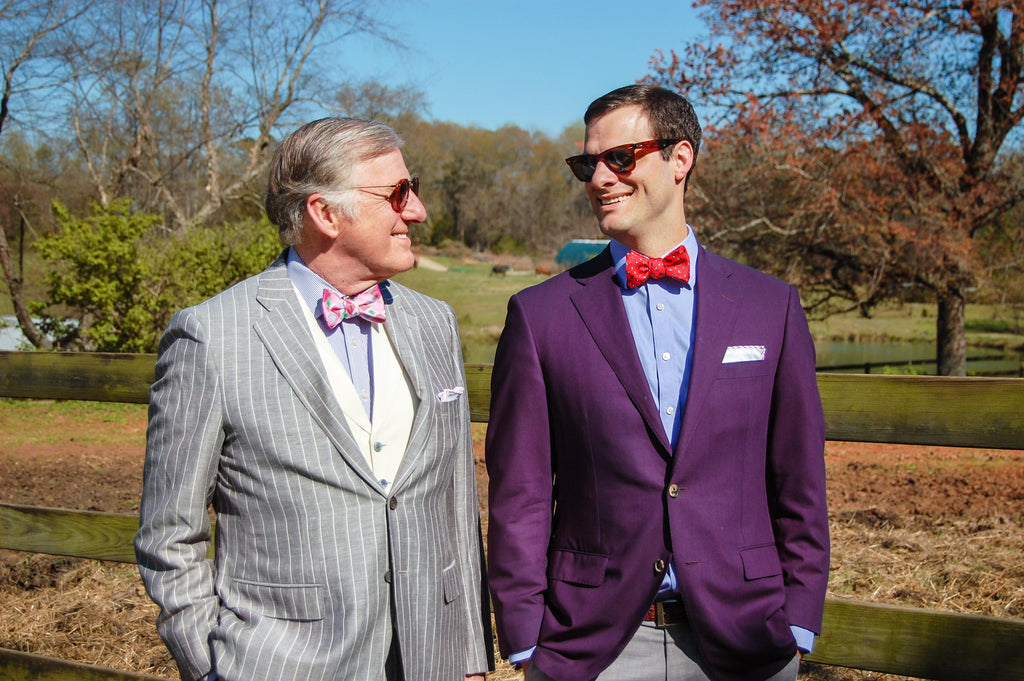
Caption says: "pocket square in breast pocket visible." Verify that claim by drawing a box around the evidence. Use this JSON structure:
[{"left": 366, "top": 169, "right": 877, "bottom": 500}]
[
  {"left": 436, "top": 386, "right": 465, "bottom": 403},
  {"left": 723, "top": 345, "right": 766, "bottom": 363}
]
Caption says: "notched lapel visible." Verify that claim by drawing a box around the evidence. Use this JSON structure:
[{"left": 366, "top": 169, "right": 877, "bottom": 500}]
[
  {"left": 569, "top": 259, "right": 672, "bottom": 456},
  {"left": 252, "top": 264, "right": 378, "bottom": 487},
  {"left": 675, "top": 249, "right": 742, "bottom": 456}
]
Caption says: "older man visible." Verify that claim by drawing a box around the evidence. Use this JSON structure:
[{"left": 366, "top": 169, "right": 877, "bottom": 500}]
[{"left": 136, "top": 118, "right": 492, "bottom": 681}]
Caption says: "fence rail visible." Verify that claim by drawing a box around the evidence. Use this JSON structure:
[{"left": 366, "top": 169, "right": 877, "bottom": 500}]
[{"left": 2, "top": 351, "right": 1023, "bottom": 681}]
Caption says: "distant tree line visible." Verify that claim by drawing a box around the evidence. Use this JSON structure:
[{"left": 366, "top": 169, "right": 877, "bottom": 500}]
[{"left": 1, "top": 0, "right": 1022, "bottom": 368}]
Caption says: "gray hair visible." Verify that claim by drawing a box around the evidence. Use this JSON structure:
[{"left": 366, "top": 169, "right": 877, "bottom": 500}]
[{"left": 265, "top": 118, "right": 404, "bottom": 245}]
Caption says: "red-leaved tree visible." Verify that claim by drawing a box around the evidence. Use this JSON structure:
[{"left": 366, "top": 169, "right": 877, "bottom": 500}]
[{"left": 649, "top": 0, "right": 1024, "bottom": 375}]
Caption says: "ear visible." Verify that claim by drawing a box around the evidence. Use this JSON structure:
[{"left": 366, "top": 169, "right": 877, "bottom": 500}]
[
  {"left": 305, "top": 193, "right": 344, "bottom": 239},
  {"left": 673, "top": 141, "right": 695, "bottom": 183}
]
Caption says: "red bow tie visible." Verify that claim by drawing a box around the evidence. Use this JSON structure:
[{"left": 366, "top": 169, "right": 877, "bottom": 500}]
[
  {"left": 624, "top": 245, "right": 690, "bottom": 289},
  {"left": 321, "top": 285, "right": 386, "bottom": 327}
]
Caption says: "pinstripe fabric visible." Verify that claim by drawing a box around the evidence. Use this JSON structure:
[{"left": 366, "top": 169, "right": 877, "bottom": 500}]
[{"left": 135, "top": 256, "right": 492, "bottom": 681}]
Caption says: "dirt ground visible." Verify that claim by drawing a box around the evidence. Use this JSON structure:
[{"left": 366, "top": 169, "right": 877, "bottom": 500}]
[{"left": 2, "top": 404, "right": 1023, "bottom": 680}]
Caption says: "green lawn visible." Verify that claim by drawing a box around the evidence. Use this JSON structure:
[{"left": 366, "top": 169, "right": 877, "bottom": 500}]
[{"left": 5, "top": 252, "right": 1023, "bottom": 360}]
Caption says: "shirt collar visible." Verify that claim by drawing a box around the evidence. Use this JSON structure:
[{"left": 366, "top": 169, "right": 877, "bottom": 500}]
[
  {"left": 285, "top": 247, "right": 337, "bottom": 320},
  {"left": 609, "top": 227, "right": 699, "bottom": 291}
]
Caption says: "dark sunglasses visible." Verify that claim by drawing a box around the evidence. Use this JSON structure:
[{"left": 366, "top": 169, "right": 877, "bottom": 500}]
[
  {"left": 564, "top": 139, "right": 680, "bottom": 182},
  {"left": 351, "top": 176, "right": 420, "bottom": 212}
]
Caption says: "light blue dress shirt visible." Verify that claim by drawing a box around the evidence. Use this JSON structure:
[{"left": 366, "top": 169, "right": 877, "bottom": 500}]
[{"left": 286, "top": 248, "right": 375, "bottom": 419}]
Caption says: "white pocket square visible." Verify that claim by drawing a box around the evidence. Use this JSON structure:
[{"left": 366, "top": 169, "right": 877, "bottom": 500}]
[
  {"left": 436, "top": 386, "right": 465, "bottom": 403},
  {"left": 722, "top": 345, "right": 766, "bottom": 363}
]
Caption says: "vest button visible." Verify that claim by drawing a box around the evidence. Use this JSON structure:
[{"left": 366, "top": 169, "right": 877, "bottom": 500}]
[
  {"left": 668, "top": 484, "right": 679, "bottom": 498},
  {"left": 384, "top": 570, "right": 392, "bottom": 583},
  {"left": 389, "top": 497, "right": 398, "bottom": 510},
  {"left": 654, "top": 559, "right": 666, "bottom": 573}
]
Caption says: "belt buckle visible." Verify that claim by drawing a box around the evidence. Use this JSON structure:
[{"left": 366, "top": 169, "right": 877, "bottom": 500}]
[{"left": 654, "top": 602, "right": 667, "bottom": 627}]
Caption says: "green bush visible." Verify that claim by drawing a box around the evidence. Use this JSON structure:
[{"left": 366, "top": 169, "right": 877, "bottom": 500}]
[{"left": 34, "top": 200, "right": 281, "bottom": 352}]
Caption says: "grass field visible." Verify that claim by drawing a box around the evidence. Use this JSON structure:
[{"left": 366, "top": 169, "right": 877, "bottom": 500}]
[
  {"left": 394, "top": 258, "right": 1024, "bottom": 364},
  {"left": 4, "top": 250, "right": 1023, "bottom": 359}
]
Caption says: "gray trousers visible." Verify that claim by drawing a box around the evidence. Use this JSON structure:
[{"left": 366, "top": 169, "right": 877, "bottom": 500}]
[{"left": 525, "top": 620, "right": 800, "bottom": 681}]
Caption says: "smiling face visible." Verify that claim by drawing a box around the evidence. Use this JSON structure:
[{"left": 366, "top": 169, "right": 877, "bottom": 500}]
[
  {"left": 583, "top": 104, "right": 693, "bottom": 255},
  {"left": 334, "top": 148, "right": 423, "bottom": 286},
  {"left": 300, "top": 147, "right": 425, "bottom": 294}
]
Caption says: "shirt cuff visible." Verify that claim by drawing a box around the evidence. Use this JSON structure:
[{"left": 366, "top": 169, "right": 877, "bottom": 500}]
[
  {"left": 509, "top": 646, "right": 536, "bottom": 664},
  {"left": 791, "top": 625, "right": 815, "bottom": 653}
]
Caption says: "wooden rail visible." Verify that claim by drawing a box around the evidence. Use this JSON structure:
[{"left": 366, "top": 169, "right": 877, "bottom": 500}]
[{"left": 2, "top": 351, "right": 1024, "bottom": 681}]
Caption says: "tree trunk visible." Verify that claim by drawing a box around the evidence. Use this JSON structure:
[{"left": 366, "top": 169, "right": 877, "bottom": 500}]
[
  {"left": 0, "top": 222, "right": 52, "bottom": 350},
  {"left": 936, "top": 290, "right": 966, "bottom": 376}
]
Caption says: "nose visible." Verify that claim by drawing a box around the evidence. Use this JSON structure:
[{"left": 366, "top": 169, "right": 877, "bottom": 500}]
[
  {"left": 402, "top": 188, "right": 428, "bottom": 223},
  {"left": 588, "top": 158, "right": 619, "bottom": 185}
]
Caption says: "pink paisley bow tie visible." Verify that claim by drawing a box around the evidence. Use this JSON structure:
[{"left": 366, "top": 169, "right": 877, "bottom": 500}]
[
  {"left": 624, "top": 244, "right": 690, "bottom": 289},
  {"left": 321, "top": 285, "right": 386, "bottom": 327}
]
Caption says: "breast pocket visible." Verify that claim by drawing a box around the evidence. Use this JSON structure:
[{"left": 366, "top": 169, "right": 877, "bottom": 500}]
[{"left": 717, "top": 360, "right": 772, "bottom": 379}]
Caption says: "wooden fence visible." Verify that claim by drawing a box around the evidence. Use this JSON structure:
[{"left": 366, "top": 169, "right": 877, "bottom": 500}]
[{"left": 1, "top": 350, "right": 1023, "bottom": 681}]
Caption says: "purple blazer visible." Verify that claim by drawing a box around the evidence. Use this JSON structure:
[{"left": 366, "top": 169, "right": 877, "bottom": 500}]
[{"left": 486, "top": 246, "right": 829, "bottom": 681}]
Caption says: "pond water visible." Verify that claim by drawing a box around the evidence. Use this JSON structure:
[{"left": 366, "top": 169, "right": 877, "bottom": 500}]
[
  {"left": 815, "top": 339, "right": 1023, "bottom": 375},
  {"left": 0, "top": 316, "right": 28, "bottom": 351}
]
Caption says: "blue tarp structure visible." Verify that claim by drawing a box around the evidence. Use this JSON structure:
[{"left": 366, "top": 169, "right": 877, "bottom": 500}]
[{"left": 555, "top": 239, "right": 609, "bottom": 267}]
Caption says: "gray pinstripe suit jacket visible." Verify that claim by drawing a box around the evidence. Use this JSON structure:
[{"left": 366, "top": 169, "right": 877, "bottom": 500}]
[{"left": 135, "top": 256, "right": 492, "bottom": 681}]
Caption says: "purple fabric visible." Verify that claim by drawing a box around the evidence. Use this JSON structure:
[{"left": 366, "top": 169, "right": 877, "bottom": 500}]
[{"left": 486, "top": 246, "right": 829, "bottom": 681}]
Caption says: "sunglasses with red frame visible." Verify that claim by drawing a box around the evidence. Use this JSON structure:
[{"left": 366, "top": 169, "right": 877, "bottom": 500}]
[
  {"left": 351, "top": 176, "right": 420, "bottom": 212},
  {"left": 564, "top": 139, "right": 679, "bottom": 182}
]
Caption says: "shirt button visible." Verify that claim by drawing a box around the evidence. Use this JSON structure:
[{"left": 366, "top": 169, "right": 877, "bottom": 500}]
[
  {"left": 654, "top": 559, "right": 666, "bottom": 573},
  {"left": 666, "top": 406, "right": 675, "bottom": 415},
  {"left": 373, "top": 441, "right": 384, "bottom": 452},
  {"left": 361, "top": 390, "right": 370, "bottom": 400},
  {"left": 350, "top": 338, "right": 358, "bottom": 346},
  {"left": 661, "top": 352, "right": 671, "bottom": 361},
  {"left": 657, "top": 303, "right": 665, "bottom": 311},
  {"left": 668, "top": 484, "right": 680, "bottom": 498}
]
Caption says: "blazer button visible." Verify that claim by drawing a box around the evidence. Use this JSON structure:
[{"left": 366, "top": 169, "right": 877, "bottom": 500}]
[
  {"left": 654, "top": 559, "right": 666, "bottom": 573},
  {"left": 668, "top": 484, "right": 680, "bottom": 498},
  {"left": 384, "top": 570, "right": 392, "bottom": 583},
  {"left": 389, "top": 497, "right": 398, "bottom": 510}
]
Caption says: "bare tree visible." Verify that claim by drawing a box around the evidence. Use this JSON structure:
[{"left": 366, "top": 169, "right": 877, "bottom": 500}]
[
  {"left": 650, "top": 0, "right": 1024, "bottom": 375},
  {"left": 63, "top": 0, "right": 394, "bottom": 229},
  {"left": 1, "top": 0, "right": 88, "bottom": 348}
]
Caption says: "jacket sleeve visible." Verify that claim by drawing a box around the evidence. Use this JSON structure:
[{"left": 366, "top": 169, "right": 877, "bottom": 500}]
[
  {"left": 134, "top": 310, "right": 222, "bottom": 681},
  {"left": 484, "top": 294, "right": 554, "bottom": 657},
  {"left": 767, "top": 286, "right": 830, "bottom": 634}
]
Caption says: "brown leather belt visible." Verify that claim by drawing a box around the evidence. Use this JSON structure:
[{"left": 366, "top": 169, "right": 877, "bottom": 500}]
[{"left": 644, "top": 600, "right": 685, "bottom": 627}]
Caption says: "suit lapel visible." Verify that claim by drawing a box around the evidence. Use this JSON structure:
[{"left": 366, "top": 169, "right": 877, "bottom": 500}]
[
  {"left": 674, "top": 247, "right": 741, "bottom": 459},
  {"left": 569, "top": 251, "right": 672, "bottom": 456},
  {"left": 251, "top": 259, "right": 380, "bottom": 488}
]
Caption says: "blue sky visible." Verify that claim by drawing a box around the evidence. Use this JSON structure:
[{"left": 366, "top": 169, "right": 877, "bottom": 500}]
[{"left": 334, "top": 1, "right": 707, "bottom": 136}]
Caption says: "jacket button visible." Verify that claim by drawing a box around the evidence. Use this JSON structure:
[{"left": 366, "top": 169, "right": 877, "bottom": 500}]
[
  {"left": 668, "top": 484, "right": 679, "bottom": 498},
  {"left": 654, "top": 559, "right": 666, "bottom": 573},
  {"left": 389, "top": 497, "right": 398, "bottom": 510},
  {"left": 384, "top": 570, "right": 392, "bottom": 583}
]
